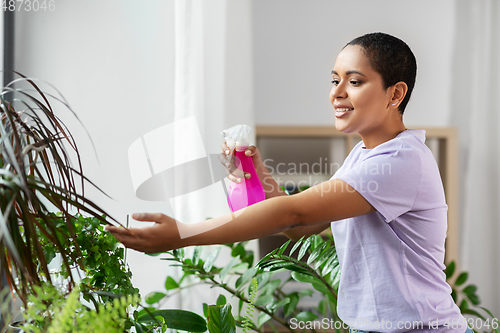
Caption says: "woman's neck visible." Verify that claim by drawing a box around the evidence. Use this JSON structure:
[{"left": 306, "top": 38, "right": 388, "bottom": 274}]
[{"left": 359, "top": 121, "right": 407, "bottom": 149}]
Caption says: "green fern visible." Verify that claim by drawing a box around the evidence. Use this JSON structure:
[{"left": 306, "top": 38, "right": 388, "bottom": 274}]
[
  {"left": 242, "top": 277, "right": 258, "bottom": 332},
  {"left": 21, "top": 284, "right": 140, "bottom": 333}
]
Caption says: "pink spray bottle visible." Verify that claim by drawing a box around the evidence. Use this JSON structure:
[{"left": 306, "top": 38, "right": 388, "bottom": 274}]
[{"left": 221, "top": 125, "right": 266, "bottom": 212}]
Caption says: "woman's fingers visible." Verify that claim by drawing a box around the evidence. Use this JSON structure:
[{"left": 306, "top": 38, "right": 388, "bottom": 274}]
[
  {"left": 131, "top": 212, "right": 169, "bottom": 223},
  {"left": 245, "top": 145, "right": 257, "bottom": 157},
  {"left": 105, "top": 225, "right": 134, "bottom": 236},
  {"left": 106, "top": 213, "right": 181, "bottom": 253},
  {"left": 220, "top": 142, "right": 231, "bottom": 155},
  {"left": 219, "top": 144, "right": 248, "bottom": 182}
]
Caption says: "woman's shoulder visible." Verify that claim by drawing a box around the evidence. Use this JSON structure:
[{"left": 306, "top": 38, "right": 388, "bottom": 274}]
[{"left": 365, "top": 129, "right": 429, "bottom": 160}]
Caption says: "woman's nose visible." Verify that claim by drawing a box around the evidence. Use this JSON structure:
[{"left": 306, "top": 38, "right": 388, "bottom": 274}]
[
  {"left": 335, "top": 83, "right": 347, "bottom": 99},
  {"left": 330, "top": 83, "right": 347, "bottom": 102}
]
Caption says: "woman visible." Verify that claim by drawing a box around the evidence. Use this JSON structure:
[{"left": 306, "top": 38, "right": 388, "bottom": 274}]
[{"left": 107, "top": 32, "right": 469, "bottom": 333}]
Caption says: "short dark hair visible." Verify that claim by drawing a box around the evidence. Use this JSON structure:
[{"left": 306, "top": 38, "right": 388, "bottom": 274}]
[{"left": 344, "top": 32, "right": 417, "bottom": 114}]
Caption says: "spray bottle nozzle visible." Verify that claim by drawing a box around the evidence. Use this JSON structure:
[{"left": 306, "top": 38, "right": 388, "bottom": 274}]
[{"left": 221, "top": 125, "right": 251, "bottom": 151}]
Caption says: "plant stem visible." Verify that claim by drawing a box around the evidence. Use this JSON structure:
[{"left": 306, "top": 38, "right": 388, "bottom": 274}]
[
  {"left": 206, "top": 276, "right": 296, "bottom": 332},
  {"left": 172, "top": 254, "right": 297, "bottom": 333},
  {"left": 269, "top": 255, "right": 338, "bottom": 300}
]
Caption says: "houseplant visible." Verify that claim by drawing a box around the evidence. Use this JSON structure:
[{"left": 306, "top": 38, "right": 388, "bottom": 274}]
[
  {"left": 146, "top": 235, "right": 498, "bottom": 333},
  {"left": 0, "top": 73, "right": 123, "bottom": 306},
  {"left": 0, "top": 74, "right": 208, "bottom": 333}
]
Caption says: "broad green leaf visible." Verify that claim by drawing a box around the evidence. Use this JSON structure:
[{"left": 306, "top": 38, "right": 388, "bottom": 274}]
[
  {"left": 444, "top": 261, "right": 455, "bottom": 280},
  {"left": 256, "top": 249, "right": 278, "bottom": 267},
  {"left": 269, "top": 297, "right": 290, "bottom": 312},
  {"left": 217, "top": 294, "right": 227, "bottom": 306},
  {"left": 231, "top": 243, "right": 246, "bottom": 258},
  {"left": 289, "top": 236, "right": 305, "bottom": 257},
  {"left": 315, "top": 246, "right": 336, "bottom": 270},
  {"left": 146, "top": 252, "right": 162, "bottom": 257},
  {"left": 321, "top": 252, "right": 338, "bottom": 276},
  {"left": 173, "top": 248, "right": 185, "bottom": 260},
  {"left": 236, "top": 267, "right": 256, "bottom": 290},
  {"left": 462, "top": 285, "right": 477, "bottom": 297},
  {"left": 145, "top": 292, "right": 166, "bottom": 305},
  {"left": 297, "top": 236, "right": 314, "bottom": 261},
  {"left": 312, "top": 281, "right": 331, "bottom": 295},
  {"left": 307, "top": 242, "right": 328, "bottom": 265},
  {"left": 192, "top": 246, "right": 202, "bottom": 266},
  {"left": 318, "top": 299, "right": 326, "bottom": 315},
  {"left": 298, "top": 289, "right": 314, "bottom": 298},
  {"left": 455, "top": 272, "right": 468, "bottom": 286},
  {"left": 137, "top": 309, "right": 207, "bottom": 332},
  {"left": 331, "top": 267, "right": 341, "bottom": 290},
  {"left": 134, "top": 307, "right": 156, "bottom": 319},
  {"left": 459, "top": 299, "right": 469, "bottom": 310},
  {"left": 291, "top": 271, "right": 316, "bottom": 284},
  {"left": 257, "top": 312, "right": 272, "bottom": 328},
  {"left": 260, "top": 259, "right": 308, "bottom": 273},
  {"left": 284, "top": 294, "right": 299, "bottom": 317},
  {"left": 467, "top": 293, "right": 480, "bottom": 305},
  {"left": 204, "top": 245, "right": 221, "bottom": 272},
  {"left": 310, "top": 234, "right": 323, "bottom": 251},
  {"left": 231, "top": 262, "right": 249, "bottom": 273},
  {"left": 219, "top": 255, "right": 240, "bottom": 281},
  {"left": 451, "top": 289, "right": 457, "bottom": 303},
  {"left": 207, "top": 304, "right": 236, "bottom": 333},
  {"left": 479, "top": 306, "right": 496, "bottom": 319},
  {"left": 277, "top": 239, "right": 291, "bottom": 256},
  {"left": 261, "top": 279, "right": 281, "bottom": 295},
  {"left": 295, "top": 311, "right": 318, "bottom": 322},
  {"left": 203, "top": 303, "right": 209, "bottom": 317},
  {"left": 165, "top": 276, "right": 179, "bottom": 290},
  {"left": 254, "top": 294, "right": 274, "bottom": 306},
  {"left": 238, "top": 299, "right": 244, "bottom": 316},
  {"left": 256, "top": 272, "right": 271, "bottom": 290},
  {"left": 131, "top": 319, "right": 145, "bottom": 333},
  {"left": 326, "top": 292, "right": 337, "bottom": 306},
  {"left": 461, "top": 308, "right": 486, "bottom": 321}
]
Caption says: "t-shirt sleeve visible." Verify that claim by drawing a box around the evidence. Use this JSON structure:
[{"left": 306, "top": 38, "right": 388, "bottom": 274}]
[{"left": 335, "top": 146, "right": 422, "bottom": 222}]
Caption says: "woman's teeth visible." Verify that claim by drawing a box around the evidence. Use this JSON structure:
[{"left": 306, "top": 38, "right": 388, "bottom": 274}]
[{"left": 336, "top": 108, "right": 353, "bottom": 111}]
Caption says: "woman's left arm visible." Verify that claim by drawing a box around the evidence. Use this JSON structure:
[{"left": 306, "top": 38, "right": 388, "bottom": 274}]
[{"left": 106, "top": 179, "right": 375, "bottom": 253}]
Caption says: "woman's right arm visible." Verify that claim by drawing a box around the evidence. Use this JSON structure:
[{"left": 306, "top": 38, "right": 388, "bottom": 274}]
[{"left": 223, "top": 145, "right": 329, "bottom": 240}]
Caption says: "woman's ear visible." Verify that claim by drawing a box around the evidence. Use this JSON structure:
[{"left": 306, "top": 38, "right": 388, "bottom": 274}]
[{"left": 390, "top": 82, "right": 408, "bottom": 109}]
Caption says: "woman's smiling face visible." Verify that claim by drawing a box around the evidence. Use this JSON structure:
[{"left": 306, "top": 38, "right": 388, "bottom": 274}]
[{"left": 330, "top": 45, "right": 394, "bottom": 135}]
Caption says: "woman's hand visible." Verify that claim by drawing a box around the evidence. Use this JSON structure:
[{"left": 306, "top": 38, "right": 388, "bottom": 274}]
[
  {"left": 105, "top": 213, "right": 183, "bottom": 253},
  {"left": 219, "top": 143, "right": 263, "bottom": 183},
  {"left": 219, "top": 143, "right": 286, "bottom": 199}
]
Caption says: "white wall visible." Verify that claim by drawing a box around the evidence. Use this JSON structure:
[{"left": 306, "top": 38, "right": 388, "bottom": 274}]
[
  {"left": 253, "top": 0, "right": 455, "bottom": 128},
  {"left": 15, "top": 1, "right": 179, "bottom": 303}
]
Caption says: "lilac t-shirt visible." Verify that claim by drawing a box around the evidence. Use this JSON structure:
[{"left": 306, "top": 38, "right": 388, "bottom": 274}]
[{"left": 331, "top": 129, "right": 464, "bottom": 333}]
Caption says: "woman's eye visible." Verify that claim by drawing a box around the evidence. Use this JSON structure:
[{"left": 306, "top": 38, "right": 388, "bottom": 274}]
[
  {"left": 331, "top": 79, "right": 340, "bottom": 85},
  {"left": 350, "top": 80, "right": 361, "bottom": 86}
]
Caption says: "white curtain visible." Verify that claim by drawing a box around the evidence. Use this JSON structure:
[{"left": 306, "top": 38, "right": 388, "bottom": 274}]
[
  {"left": 166, "top": 0, "right": 257, "bottom": 312},
  {"left": 451, "top": 0, "right": 500, "bottom": 316}
]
